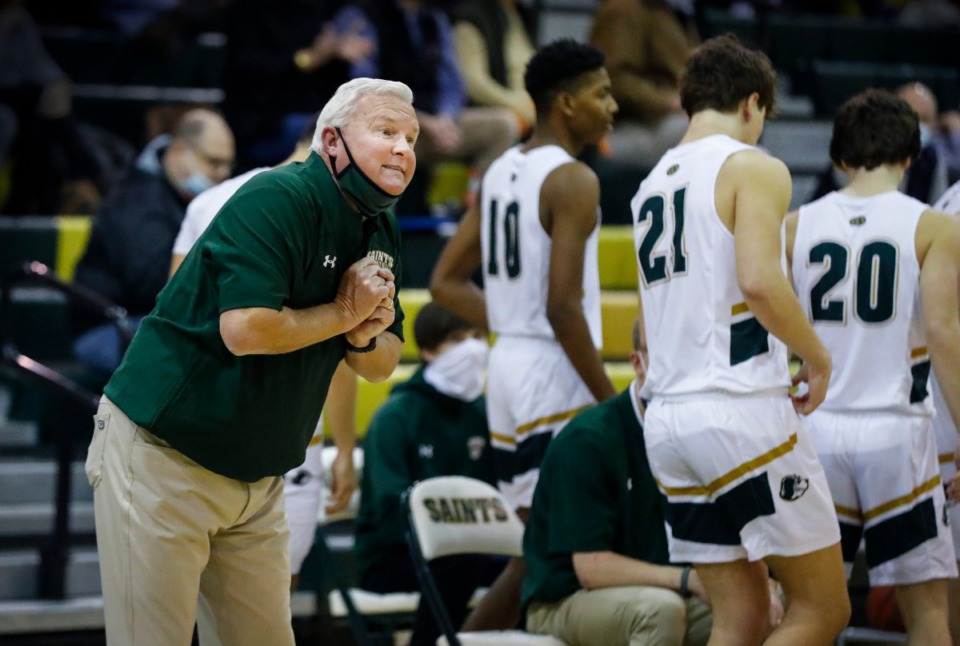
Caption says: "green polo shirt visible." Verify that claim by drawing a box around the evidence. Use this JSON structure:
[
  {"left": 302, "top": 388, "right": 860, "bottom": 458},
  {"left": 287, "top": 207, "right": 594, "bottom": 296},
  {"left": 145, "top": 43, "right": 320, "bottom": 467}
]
[
  {"left": 353, "top": 368, "right": 495, "bottom": 579},
  {"left": 105, "top": 152, "right": 405, "bottom": 482},
  {"left": 521, "top": 384, "right": 669, "bottom": 607}
]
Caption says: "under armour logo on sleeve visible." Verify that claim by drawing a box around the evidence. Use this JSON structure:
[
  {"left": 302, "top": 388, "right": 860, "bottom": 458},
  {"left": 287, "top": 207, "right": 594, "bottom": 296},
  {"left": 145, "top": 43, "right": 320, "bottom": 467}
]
[{"left": 323, "top": 255, "right": 337, "bottom": 268}]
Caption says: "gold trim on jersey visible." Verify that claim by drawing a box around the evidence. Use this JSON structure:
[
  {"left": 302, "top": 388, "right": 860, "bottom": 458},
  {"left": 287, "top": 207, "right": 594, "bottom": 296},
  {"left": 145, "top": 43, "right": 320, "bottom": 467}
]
[
  {"left": 910, "top": 347, "right": 928, "bottom": 359},
  {"left": 490, "top": 431, "right": 515, "bottom": 447},
  {"left": 308, "top": 435, "right": 322, "bottom": 447},
  {"left": 835, "top": 476, "right": 942, "bottom": 524},
  {"left": 515, "top": 405, "right": 591, "bottom": 439},
  {"left": 657, "top": 433, "right": 797, "bottom": 497},
  {"left": 731, "top": 302, "right": 749, "bottom": 316},
  {"left": 940, "top": 452, "right": 955, "bottom": 465}
]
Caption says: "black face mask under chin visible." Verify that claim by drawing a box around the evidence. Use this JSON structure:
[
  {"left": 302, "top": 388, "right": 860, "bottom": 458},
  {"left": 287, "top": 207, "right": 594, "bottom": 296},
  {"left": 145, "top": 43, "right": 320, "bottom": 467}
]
[{"left": 330, "top": 127, "right": 404, "bottom": 216}]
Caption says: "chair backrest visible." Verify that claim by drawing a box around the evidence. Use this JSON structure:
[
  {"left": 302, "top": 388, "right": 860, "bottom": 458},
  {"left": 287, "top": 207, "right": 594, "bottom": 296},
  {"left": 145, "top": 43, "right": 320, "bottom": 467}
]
[{"left": 405, "top": 476, "right": 524, "bottom": 561}]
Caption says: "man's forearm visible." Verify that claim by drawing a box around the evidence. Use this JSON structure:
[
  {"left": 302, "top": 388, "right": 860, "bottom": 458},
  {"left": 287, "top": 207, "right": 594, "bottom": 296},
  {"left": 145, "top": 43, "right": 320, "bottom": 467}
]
[
  {"left": 344, "top": 330, "right": 402, "bottom": 383},
  {"left": 573, "top": 551, "right": 684, "bottom": 592}
]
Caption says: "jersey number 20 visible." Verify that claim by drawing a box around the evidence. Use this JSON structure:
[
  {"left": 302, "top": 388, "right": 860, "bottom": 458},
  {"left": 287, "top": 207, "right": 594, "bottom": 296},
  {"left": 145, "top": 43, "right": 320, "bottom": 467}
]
[
  {"left": 809, "top": 240, "right": 898, "bottom": 324},
  {"left": 487, "top": 199, "right": 521, "bottom": 279},
  {"left": 636, "top": 188, "right": 688, "bottom": 286}
]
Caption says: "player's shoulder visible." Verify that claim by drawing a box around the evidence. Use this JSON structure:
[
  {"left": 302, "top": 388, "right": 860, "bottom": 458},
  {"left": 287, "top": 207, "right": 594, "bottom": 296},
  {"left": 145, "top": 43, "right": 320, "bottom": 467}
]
[{"left": 725, "top": 146, "right": 790, "bottom": 178}]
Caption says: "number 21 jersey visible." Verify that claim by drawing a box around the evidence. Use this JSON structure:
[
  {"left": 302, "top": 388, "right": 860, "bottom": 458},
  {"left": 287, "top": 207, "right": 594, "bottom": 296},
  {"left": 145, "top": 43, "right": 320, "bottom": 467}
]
[
  {"left": 480, "top": 145, "right": 602, "bottom": 347},
  {"left": 792, "top": 190, "right": 930, "bottom": 415},
  {"left": 631, "top": 134, "right": 790, "bottom": 398}
]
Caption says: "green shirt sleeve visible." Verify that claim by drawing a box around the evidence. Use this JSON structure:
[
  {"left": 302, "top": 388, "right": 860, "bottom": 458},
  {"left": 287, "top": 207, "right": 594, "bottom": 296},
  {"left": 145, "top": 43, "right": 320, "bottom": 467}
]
[
  {"left": 206, "top": 176, "right": 313, "bottom": 313},
  {"left": 362, "top": 397, "right": 416, "bottom": 531}
]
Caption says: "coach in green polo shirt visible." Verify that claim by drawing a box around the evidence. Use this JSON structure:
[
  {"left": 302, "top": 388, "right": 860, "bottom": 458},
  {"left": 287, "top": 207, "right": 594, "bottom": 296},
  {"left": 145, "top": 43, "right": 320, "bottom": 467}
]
[
  {"left": 522, "top": 322, "right": 714, "bottom": 646},
  {"left": 84, "top": 78, "right": 419, "bottom": 646}
]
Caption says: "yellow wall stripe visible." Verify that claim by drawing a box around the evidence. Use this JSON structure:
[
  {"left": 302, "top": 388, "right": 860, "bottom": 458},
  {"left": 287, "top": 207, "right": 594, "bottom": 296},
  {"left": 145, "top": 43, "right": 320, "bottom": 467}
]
[
  {"left": 659, "top": 433, "right": 798, "bottom": 497},
  {"left": 55, "top": 215, "right": 92, "bottom": 282},
  {"left": 862, "top": 476, "right": 941, "bottom": 522}
]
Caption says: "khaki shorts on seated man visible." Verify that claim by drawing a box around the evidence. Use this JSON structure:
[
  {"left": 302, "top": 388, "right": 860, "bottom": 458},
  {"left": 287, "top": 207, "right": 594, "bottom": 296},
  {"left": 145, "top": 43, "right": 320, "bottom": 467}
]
[{"left": 522, "top": 322, "right": 785, "bottom": 646}]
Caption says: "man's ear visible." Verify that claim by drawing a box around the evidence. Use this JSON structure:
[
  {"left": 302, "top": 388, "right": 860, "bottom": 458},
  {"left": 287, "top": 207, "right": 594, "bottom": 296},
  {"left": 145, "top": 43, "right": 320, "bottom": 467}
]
[{"left": 321, "top": 126, "right": 340, "bottom": 156}]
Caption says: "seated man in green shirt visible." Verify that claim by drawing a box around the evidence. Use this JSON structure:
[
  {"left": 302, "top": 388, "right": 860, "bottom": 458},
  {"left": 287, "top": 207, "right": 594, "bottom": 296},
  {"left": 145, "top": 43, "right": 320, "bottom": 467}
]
[
  {"left": 354, "top": 301, "right": 503, "bottom": 646},
  {"left": 523, "top": 321, "right": 715, "bottom": 646}
]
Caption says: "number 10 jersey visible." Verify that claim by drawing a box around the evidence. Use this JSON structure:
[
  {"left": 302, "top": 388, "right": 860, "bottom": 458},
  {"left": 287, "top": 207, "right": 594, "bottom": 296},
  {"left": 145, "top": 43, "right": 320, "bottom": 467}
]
[
  {"left": 793, "top": 190, "right": 931, "bottom": 416},
  {"left": 480, "top": 144, "right": 602, "bottom": 347},
  {"left": 631, "top": 134, "right": 790, "bottom": 399}
]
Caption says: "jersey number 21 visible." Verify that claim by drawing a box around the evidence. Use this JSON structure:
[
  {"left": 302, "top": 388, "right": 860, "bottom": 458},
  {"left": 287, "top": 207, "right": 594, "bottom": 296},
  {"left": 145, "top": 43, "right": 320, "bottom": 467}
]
[{"left": 636, "top": 188, "right": 688, "bottom": 287}]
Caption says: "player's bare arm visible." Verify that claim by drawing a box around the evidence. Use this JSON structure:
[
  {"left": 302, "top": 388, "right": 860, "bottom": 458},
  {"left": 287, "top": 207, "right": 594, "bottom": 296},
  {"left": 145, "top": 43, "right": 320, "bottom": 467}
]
[
  {"left": 429, "top": 196, "right": 489, "bottom": 332},
  {"left": 918, "top": 209, "right": 960, "bottom": 430},
  {"left": 324, "top": 360, "right": 358, "bottom": 514},
  {"left": 543, "top": 162, "right": 616, "bottom": 402},
  {"left": 723, "top": 151, "right": 831, "bottom": 413}
]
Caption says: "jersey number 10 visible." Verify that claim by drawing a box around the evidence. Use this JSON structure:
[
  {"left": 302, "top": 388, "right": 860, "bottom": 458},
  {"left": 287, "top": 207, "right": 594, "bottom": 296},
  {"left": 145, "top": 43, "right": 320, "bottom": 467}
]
[{"left": 487, "top": 199, "right": 521, "bottom": 279}]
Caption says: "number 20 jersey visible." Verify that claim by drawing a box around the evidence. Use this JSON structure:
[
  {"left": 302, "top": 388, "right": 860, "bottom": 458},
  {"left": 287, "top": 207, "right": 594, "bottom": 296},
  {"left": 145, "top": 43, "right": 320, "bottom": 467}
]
[
  {"left": 480, "top": 145, "right": 602, "bottom": 347},
  {"left": 792, "top": 190, "right": 930, "bottom": 416},
  {"left": 631, "top": 134, "right": 790, "bottom": 398}
]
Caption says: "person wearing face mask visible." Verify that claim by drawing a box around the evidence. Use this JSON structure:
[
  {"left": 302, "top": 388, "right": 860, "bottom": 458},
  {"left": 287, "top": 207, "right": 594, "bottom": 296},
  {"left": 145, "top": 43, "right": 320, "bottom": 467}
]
[
  {"left": 84, "top": 78, "right": 413, "bottom": 646},
  {"left": 353, "top": 300, "right": 501, "bottom": 646},
  {"left": 71, "top": 107, "right": 235, "bottom": 374}
]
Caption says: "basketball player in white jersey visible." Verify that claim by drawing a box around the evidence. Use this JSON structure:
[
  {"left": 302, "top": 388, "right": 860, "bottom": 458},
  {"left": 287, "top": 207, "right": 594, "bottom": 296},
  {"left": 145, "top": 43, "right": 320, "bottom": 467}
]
[
  {"left": 933, "top": 180, "right": 960, "bottom": 645},
  {"left": 788, "top": 89, "right": 960, "bottom": 646},
  {"left": 170, "top": 127, "right": 359, "bottom": 590},
  {"left": 632, "top": 35, "right": 849, "bottom": 645},
  {"left": 430, "top": 39, "right": 618, "bottom": 630}
]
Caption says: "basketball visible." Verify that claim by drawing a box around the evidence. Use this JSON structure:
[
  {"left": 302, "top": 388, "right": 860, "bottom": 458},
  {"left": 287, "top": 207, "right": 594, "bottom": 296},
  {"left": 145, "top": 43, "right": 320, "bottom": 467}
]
[{"left": 866, "top": 586, "right": 906, "bottom": 633}]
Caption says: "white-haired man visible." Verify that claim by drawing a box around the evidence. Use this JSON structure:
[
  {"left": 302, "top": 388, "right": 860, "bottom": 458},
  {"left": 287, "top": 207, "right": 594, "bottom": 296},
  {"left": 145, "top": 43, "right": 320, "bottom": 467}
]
[{"left": 85, "top": 78, "right": 418, "bottom": 646}]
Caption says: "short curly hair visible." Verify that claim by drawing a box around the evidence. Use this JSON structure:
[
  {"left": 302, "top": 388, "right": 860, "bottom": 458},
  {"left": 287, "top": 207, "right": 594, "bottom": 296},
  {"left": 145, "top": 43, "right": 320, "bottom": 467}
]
[
  {"left": 524, "top": 39, "right": 605, "bottom": 117},
  {"left": 679, "top": 34, "right": 777, "bottom": 118},
  {"left": 413, "top": 301, "right": 475, "bottom": 353},
  {"left": 829, "top": 89, "right": 920, "bottom": 170}
]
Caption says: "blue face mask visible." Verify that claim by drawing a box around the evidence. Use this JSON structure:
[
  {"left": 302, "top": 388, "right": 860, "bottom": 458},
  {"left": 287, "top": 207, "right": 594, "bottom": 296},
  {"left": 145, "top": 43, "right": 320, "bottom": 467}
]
[
  {"left": 180, "top": 171, "right": 215, "bottom": 198},
  {"left": 919, "top": 123, "right": 932, "bottom": 149},
  {"left": 331, "top": 127, "right": 404, "bottom": 216}
]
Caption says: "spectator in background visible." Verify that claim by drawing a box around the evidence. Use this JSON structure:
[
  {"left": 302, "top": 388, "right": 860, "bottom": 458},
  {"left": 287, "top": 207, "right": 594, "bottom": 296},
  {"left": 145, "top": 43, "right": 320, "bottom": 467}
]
[
  {"left": 897, "top": 0, "right": 960, "bottom": 26},
  {"left": 589, "top": 0, "right": 698, "bottom": 172},
  {"left": 333, "top": 0, "right": 519, "bottom": 211},
  {"left": 0, "top": 0, "right": 127, "bottom": 214},
  {"left": 812, "top": 81, "right": 949, "bottom": 204},
  {"left": 452, "top": 0, "right": 536, "bottom": 136},
  {"left": 71, "top": 108, "right": 234, "bottom": 374},
  {"left": 354, "top": 301, "right": 501, "bottom": 646},
  {"left": 223, "top": 0, "right": 372, "bottom": 170}
]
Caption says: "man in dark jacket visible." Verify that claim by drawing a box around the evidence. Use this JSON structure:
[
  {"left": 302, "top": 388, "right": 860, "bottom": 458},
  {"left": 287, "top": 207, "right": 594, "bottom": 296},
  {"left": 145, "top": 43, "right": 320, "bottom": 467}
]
[
  {"left": 71, "top": 107, "right": 234, "bottom": 373},
  {"left": 355, "top": 300, "right": 501, "bottom": 646}
]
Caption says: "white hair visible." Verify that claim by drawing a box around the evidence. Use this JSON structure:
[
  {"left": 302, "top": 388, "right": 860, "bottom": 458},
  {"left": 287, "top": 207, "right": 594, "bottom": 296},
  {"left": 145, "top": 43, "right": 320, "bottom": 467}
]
[{"left": 310, "top": 78, "right": 414, "bottom": 154}]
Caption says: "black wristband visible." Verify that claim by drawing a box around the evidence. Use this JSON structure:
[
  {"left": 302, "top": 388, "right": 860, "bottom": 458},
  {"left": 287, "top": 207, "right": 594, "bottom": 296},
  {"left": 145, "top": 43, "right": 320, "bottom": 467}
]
[
  {"left": 345, "top": 337, "right": 377, "bottom": 353},
  {"left": 679, "top": 565, "right": 693, "bottom": 598}
]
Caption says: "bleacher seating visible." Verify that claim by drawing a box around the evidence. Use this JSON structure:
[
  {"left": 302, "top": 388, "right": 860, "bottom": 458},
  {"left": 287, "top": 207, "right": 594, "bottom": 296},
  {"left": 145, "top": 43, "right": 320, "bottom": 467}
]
[{"left": 5, "top": 7, "right": 954, "bottom": 641}]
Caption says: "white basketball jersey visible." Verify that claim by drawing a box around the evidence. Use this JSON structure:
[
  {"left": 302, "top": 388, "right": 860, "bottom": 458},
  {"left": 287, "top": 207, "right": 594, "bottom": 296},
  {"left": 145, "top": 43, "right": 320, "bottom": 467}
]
[
  {"left": 792, "top": 191, "right": 931, "bottom": 415},
  {"left": 480, "top": 145, "right": 602, "bottom": 347},
  {"left": 632, "top": 135, "right": 790, "bottom": 398},
  {"left": 932, "top": 185, "right": 960, "bottom": 447}
]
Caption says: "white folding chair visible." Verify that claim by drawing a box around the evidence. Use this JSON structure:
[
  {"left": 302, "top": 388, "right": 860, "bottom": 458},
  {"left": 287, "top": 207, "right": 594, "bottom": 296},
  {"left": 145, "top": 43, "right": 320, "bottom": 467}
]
[{"left": 402, "top": 475, "right": 566, "bottom": 646}]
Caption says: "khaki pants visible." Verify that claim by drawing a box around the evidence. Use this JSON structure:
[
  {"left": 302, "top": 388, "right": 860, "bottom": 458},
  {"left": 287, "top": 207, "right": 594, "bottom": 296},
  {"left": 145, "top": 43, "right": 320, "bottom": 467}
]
[
  {"left": 86, "top": 396, "right": 294, "bottom": 646},
  {"left": 527, "top": 585, "right": 712, "bottom": 646}
]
